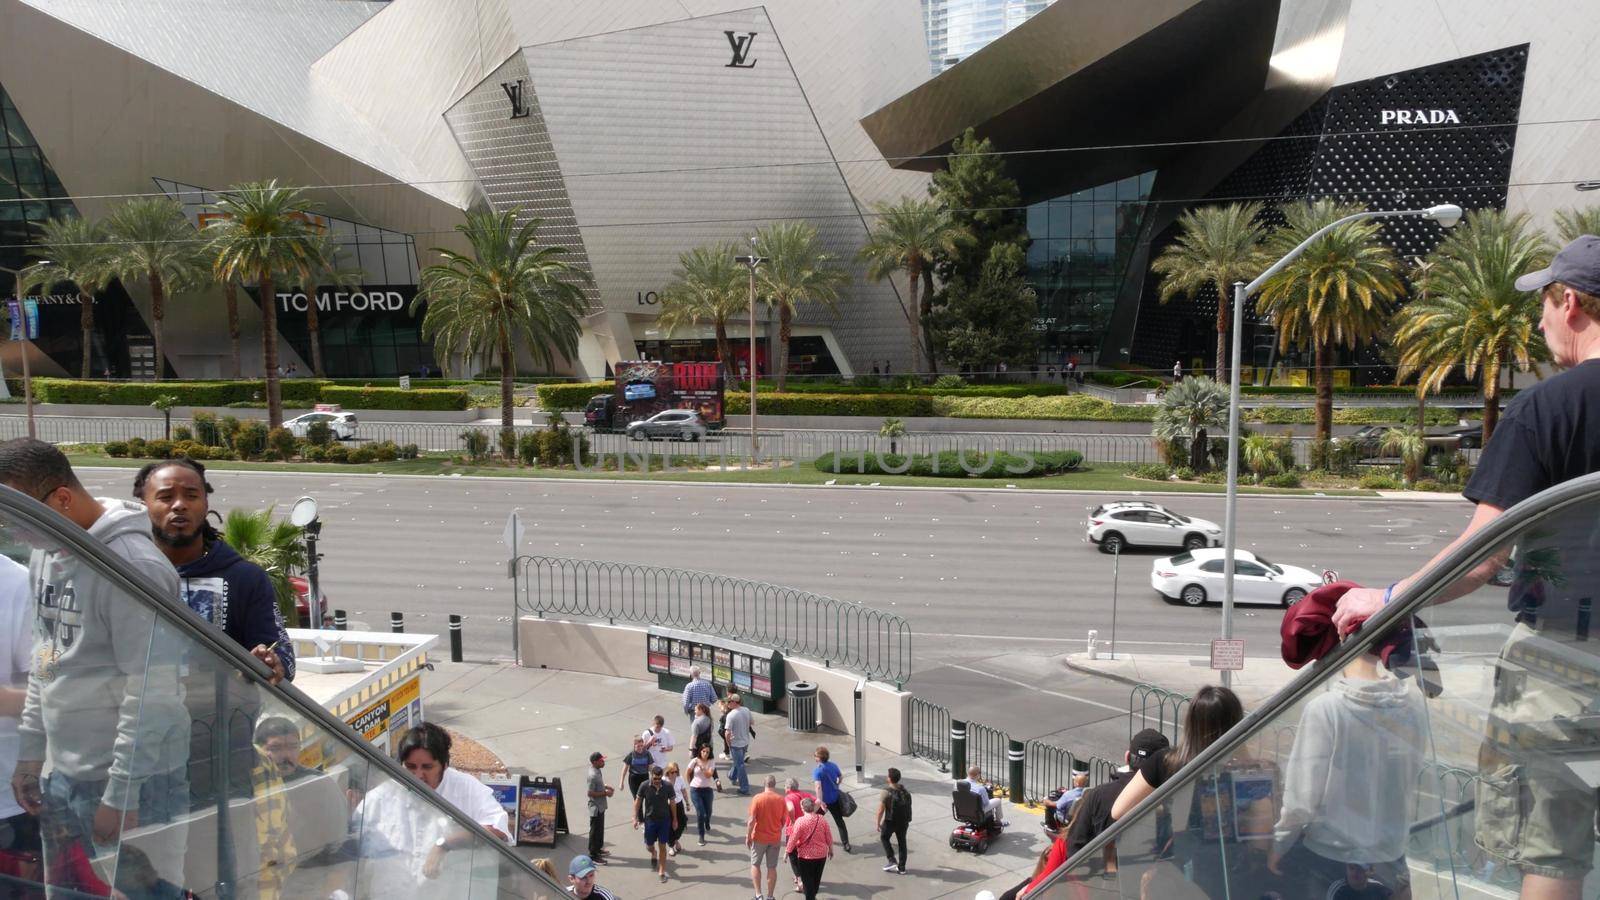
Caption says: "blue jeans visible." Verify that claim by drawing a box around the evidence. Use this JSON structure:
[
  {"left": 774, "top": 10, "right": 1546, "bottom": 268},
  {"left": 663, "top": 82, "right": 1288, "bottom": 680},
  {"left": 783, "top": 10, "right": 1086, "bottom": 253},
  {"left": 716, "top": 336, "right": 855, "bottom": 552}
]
[
  {"left": 691, "top": 787, "right": 714, "bottom": 840},
  {"left": 44, "top": 768, "right": 188, "bottom": 885},
  {"left": 730, "top": 745, "right": 750, "bottom": 794}
]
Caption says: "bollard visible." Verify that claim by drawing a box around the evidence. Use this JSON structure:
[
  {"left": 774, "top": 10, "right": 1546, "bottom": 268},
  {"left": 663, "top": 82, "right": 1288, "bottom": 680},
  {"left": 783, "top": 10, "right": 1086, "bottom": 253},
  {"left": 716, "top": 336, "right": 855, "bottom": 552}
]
[
  {"left": 333, "top": 609, "right": 347, "bottom": 631},
  {"left": 390, "top": 611, "right": 404, "bottom": 634},
  {"left": 951, "top": 719, "right": 967, "bottom": 783},
  {"left": 449, "top": 614, "right": 464, "bottom": 662},
  {"left": 1008, "top": 739, "right": 1025, "bottom": 808},
  {"left": 853, "top": 680, "right": 866, "bottom": 783}
]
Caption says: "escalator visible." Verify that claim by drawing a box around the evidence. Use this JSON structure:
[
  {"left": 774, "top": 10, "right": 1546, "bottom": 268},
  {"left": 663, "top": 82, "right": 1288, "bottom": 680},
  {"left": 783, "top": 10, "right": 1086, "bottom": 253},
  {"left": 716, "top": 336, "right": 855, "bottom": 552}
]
[
  {"left": 0, "top": 486, "right": 568, "bottom": 898},
  {"left": 1026, "top": 471, "right": 1600, "bottom": 899}
]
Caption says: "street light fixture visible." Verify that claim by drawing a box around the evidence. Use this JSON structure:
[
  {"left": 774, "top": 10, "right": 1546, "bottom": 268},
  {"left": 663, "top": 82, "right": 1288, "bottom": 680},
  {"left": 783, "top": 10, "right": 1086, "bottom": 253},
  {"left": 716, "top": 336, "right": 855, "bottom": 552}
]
[
  {"left": 290, "top": 495, "right": 324, "bottom": 629},
  {"left": 1218, "top": 203, "right": 1462, "bottom": 687},
  {"left": 0, "top": 265, "right": 37, "bottom": 439},
  {"left": 734, "top": 237, "right": 766, "bottom": 464}
]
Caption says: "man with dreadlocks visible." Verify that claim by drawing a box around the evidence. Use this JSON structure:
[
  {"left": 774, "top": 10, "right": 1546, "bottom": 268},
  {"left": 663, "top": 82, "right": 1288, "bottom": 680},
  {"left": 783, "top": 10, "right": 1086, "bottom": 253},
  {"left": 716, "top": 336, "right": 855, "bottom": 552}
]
[{"left": 134, "top": 458, "right": 294, "bottom": 683}]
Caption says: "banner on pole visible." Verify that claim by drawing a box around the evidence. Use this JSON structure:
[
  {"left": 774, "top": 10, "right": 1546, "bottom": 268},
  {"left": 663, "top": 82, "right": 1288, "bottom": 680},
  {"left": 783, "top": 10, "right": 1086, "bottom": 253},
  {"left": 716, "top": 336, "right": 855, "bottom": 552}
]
[
  {"left": 22, "top": 300, "right": 38, "bottom": 340},
  {"left": 6, "top": 301, "right": 19, "bottom": 342}
]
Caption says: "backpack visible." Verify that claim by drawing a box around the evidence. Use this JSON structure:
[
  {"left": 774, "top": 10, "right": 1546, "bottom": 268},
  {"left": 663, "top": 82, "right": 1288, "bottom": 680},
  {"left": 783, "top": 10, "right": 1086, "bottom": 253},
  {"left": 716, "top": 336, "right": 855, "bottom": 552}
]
[{"left": 887, "top": 785, "right": 912, "bottom": 823}]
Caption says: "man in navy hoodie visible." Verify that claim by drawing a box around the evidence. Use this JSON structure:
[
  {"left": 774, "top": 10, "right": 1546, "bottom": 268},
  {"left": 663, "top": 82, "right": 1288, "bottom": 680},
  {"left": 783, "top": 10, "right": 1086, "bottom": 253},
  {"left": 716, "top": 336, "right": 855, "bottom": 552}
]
[{"left": 134, "top": 458, "right": 294, "bottom": 682}]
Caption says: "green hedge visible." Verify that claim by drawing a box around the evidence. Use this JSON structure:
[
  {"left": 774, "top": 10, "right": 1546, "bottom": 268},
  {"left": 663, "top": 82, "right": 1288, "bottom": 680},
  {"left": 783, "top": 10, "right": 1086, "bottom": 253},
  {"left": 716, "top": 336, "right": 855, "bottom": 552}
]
[
  {"left": 1086, "top": 371, "right": 1163, "bottom": 388},
  {"left": 755, "top": 381, "right": 1072, "bottom": 398},
  {"left": 318, "top": 386, "right": 469, "bottom": 411},
  {"left": 728, "top": 392, "right": 936, "bottom": 417},
  {"left": 1245, "top": 406, "right": 1463, "bottom": 426},
  {"left": 536, "top": 381, "right": 612, "bottom": 411},
  {"left": 813, "top": 449, "right": 1082, "bottom": 478},
  {"left": 932, "top": 394, "right": 1157, "bottom": 421},
  {"left": 1241, "top": 385, "right": 1491, "bottom": 397},
  {"left": 29, "top": 378, "right": 466, "bottom": 411}
]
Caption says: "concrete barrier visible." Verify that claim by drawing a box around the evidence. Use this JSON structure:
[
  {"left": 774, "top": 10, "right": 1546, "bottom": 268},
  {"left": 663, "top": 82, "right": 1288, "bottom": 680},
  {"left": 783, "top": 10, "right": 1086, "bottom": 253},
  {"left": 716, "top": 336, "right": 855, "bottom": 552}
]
[{"left": 516, "top": 616, "right": 911, "bottom": 754}]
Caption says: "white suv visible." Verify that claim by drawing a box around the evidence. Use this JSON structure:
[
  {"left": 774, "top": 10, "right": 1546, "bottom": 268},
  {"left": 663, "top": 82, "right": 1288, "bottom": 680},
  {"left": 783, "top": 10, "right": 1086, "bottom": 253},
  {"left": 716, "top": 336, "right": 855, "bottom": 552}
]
[{"left": 1086, "top": 501, "right": 1222, "bottom": 554}]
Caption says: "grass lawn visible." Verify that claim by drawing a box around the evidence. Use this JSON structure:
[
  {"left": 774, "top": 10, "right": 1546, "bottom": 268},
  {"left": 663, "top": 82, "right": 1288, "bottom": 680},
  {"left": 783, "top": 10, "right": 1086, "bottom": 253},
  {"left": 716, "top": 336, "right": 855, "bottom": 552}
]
[{"left": 64, "top": 451, "right": 1377, "bottom": 495}]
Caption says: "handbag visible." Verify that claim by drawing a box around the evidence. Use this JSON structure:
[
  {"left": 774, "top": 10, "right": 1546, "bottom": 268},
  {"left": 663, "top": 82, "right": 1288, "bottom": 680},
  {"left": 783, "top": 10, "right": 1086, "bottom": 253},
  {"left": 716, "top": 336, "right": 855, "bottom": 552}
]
[{"left": 837, "top": 790, "right": 857, "bottom": 817}]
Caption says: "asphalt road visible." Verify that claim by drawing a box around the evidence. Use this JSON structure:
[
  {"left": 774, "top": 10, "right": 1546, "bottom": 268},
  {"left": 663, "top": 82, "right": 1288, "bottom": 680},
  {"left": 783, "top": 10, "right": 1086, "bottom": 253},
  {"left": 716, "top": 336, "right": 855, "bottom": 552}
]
[{"left": 74, "top": 467, "right": 1472, "bottom": 758}]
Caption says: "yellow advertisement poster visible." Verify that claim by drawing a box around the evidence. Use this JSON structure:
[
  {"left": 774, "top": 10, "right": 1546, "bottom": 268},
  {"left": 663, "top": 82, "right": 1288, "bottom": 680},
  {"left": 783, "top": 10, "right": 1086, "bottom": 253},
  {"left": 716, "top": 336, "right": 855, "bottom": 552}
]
[{"left": 347, "top": 676, "right": 422, "bottom": 743}]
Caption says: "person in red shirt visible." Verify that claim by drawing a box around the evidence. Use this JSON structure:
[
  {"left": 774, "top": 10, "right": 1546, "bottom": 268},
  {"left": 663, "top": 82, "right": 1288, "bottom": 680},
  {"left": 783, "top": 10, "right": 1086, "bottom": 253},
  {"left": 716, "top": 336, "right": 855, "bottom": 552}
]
[{"left": 782, "top": 778, "right": 816, "bottom": 893}]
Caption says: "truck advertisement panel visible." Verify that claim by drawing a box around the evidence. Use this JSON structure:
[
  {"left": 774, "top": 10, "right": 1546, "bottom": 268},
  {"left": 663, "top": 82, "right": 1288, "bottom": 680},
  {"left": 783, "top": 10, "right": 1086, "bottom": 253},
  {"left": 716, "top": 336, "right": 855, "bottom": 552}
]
[{"left": 611, "top": 360, "right": 724, "bottom": 429}]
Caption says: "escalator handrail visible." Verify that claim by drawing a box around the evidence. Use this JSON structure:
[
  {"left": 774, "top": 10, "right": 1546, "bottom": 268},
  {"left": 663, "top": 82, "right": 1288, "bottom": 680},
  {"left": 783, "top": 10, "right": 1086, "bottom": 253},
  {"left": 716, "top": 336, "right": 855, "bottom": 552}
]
[
  {"left": 1034, "top": 469, "right": 1600, "bottom": 893},
  {"left": 0, "top": 485, "right": 566, "bottom": 892}
]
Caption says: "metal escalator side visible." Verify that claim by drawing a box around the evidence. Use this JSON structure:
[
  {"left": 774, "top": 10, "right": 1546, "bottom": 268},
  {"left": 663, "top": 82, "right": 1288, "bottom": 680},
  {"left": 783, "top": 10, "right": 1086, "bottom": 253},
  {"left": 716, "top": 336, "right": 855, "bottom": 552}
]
[
  {"left": 1024, "top": 470, "right": 1600, "bottom": 899},
  {"left": 0, "top": 485, "right": 568, "bottom": 899}
]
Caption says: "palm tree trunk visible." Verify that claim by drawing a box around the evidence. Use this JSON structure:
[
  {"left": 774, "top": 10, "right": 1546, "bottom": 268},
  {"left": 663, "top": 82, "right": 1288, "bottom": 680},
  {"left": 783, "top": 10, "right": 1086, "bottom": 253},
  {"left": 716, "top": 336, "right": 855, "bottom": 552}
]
[
  {"left": 1416, "top": 390, "right": 1426, "bottom": 432},
  {"left": 1314, "top": 339, "right": 1333, "bottom": 444},
  {"left": 499, "top": 330, "right": 515, "bottom": 459},
  {"left": 919, "top": 270, "right": 938, "bottom": 377},
  {"left": 715, "top": 320, "right": 737, "bottom": 385},
  {"left": 79, "top": 293, "right": 93, "bottom": 378},
  {"left": 225, "top": 279, "right": 242, "bottom": 378},
  {"left": 905, "top": 260, "right": 924, "bottom": 374},
  {"left": 305, "top": 288, "right": 324, "bottom": 376},
  {"left": 148, "top": 271, "right": 166, "bottom": 381},
  {"left": 777, "top": 301, "right": 792, "bottom": 391},
  {"left": 259, "top": 271, "right": 283, "bottom": 429},
  {"left": 1482, "top": 350, "right": 1504, "bottom": 445},
  {"left": 1214, "top": 281, "right": 1229, "bottom": 383}
]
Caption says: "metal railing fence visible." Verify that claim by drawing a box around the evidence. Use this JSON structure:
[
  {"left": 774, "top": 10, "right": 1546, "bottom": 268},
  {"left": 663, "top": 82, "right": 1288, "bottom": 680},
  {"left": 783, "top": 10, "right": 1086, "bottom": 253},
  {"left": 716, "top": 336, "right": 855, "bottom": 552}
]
[
  {"left": 1130, "top": 683, "right": 1190, "bottom": 745},
  {"left": 908, "top": 697, "right": 951, "bottom": 772},
  {"left": 966, "top": 721, "right": 1011, "bottom": 791},
  {"left": 512, "top": 554, "right": 911, "bottom": 686}
]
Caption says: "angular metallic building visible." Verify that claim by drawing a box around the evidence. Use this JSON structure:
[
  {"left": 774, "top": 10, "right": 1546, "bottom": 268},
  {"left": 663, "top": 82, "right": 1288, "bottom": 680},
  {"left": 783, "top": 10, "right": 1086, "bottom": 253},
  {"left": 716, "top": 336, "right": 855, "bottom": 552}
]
[{"left": 0, "top": 0, "right": 929, "bottom": 379}]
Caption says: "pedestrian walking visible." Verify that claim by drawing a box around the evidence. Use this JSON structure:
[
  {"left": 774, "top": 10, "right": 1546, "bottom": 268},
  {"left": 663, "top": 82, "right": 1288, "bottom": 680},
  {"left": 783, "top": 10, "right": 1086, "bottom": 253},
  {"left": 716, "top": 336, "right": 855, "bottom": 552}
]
[
  {"left": 681, "top": 666, "right": 717, "bottom": 723},
  {"left": 632, "top": 765, "right": 677, "bottom": 884},
  {"left": 567, "top": 855, "right": 619, "bottom": 900},
  {"left": 726, "top": 692, "right": 754, "bottom": 795},
  {"left": 786, "top": 797, "right": 834, "bottom": 900},
  {"left": 690, "top": 702, "right": 715, "bottom": 758},
  {"left": 812, "top": 745, "right": 851, "bottom": 852},
  {"left": 585, "top": 752, "right": 614, "bottom": 863},
  {"left": 876, "top": 766, "right": 912, "bottom": 874},
  {"left": 663, "top": 761, "right": 689, "bottom": 857},
  {"left": 782, "top": 777, "right": 815, "bottom": 893},
  {"left": 687, "top": 743, "right": 722, "bottom": 845},
  {"left": 641, "top": 714, "right": 675, "bottom": 768},
  {"left": 1172, "top": 360, "right": 1183, "bottom": 381},
  {"left": 717, "top": 696, "right": 734, "bottom": 759},
  {"left": 747, "top": 774, "right": 786, "bottom": 900},
  {"left": 617, "top": 736, "right": 653, "bottom": 798}
]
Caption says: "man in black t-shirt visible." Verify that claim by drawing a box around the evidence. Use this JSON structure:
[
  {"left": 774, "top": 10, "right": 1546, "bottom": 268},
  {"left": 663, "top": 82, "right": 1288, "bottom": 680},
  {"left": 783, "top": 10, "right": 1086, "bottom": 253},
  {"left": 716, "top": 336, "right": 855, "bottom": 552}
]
[
  {"left": 1067, "top": 729, "right": 1170, "bottom": 861},
  {"left": 1332, "top": 234, "right": 1600, "bottom": 899}
]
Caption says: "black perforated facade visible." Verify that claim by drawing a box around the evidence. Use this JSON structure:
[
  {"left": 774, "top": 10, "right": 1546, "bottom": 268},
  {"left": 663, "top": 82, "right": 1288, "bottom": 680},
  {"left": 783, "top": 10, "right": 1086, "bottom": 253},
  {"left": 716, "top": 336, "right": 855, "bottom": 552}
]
[{"left": 1127, "top": 44, "right": 1529, "bottom": 377}]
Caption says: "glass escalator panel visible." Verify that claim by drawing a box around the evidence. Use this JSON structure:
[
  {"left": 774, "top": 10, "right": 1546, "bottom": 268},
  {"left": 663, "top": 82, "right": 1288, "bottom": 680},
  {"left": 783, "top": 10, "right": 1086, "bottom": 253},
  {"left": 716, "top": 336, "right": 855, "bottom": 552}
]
[
  {"left": 1028, "top": 474, "right": 1600, "bottom": 899},
  {"left": 0, "top": 490, "right": 565, "bottom": 898}
]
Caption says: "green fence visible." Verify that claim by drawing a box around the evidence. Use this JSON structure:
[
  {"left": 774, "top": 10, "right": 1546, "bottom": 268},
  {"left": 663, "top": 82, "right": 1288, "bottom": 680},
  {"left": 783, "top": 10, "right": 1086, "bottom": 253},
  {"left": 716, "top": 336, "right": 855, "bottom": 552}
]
[
  {"left": 513, "top": 554, "right": 912, "bottom": 686},
  {"left": 1130, "top": 683, "right": 1190, "bottom": 744},
  {"left": 909, "top": 697, "right": 951, "bottom": 772}
]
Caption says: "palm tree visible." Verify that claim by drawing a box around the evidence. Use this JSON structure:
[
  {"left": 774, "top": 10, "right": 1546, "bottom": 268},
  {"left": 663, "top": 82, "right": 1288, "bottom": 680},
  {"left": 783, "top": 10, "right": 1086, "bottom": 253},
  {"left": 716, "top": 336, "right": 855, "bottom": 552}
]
[
  {"left": 1553, "top": 206, "right": 1600, "bottom": 243},
  {"left": 754, "top": 222, "right": 848, "bottom": 390},
  {"left": 297, "top": 234, "right": 364, "bottom": 377},
  {"left": 219, "top": 275, "right": 244, "bottom": 378},
  {"left": 1256, "top": 200, "right": 1405, "bottom": 445},
  {"left": 1150, "top": 202, "right": 1269, "bottom": 382},
  {"left": 860, "top": 198, "right": 964, "bottom": 373},
  {"left": 656, "top": 243, "right": 746, "bottom": 384},
  {"left": 104, "top": 197, "right": 204, "bottom": 381},
  {"left": 20, "top": 217, "right": 114, "bottom": 378},
  {"left": 1394, "top": 209, "right": 1551, "bottom": 444},
  {"left": 1152, "top": 376, "right": 1228, "bottom": 471},
  {"left": 1380, "top": 426, "right": 1429, "bottom": 485},
  {"left": 221, "top": 507, "right": 306, "bottom": 626},
  {"left": 417, "top": 209, "right": 588, "bottom": 456},
  {"left": 206, "top": 181, "right": 322, "bottom": 429},
  {"left": 1241, "top": 433, "right": 1286, "bottom": 480}
]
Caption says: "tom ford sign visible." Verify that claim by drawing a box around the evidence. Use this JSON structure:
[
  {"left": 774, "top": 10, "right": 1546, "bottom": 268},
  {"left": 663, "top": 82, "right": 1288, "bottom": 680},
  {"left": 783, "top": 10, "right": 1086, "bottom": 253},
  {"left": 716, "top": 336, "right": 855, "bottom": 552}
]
[
  {"left": 1380, "top": 109, "right": 1461, "bottom": 125},
  {"left": 276, "top": 287, "right": 411, "bottom": 314}
]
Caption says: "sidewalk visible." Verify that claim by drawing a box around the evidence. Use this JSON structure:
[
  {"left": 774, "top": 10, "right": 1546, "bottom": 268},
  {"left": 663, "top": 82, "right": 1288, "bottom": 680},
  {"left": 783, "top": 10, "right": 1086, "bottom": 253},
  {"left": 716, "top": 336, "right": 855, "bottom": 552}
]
[
  {"left": 1061, "top": 651, "right": 1302, "bottom": 711},
  {"left": 423, "top": 660, "right": 1049, "bottom": 899}
]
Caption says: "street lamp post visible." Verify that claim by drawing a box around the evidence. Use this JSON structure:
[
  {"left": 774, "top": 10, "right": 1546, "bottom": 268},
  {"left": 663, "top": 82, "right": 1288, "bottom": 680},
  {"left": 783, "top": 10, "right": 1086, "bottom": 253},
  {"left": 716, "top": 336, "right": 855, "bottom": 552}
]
[
  {"left": 735, "top": 238, "right": 766, "bottom": 464},
  {"left": 0, "top": 266, "right": 35, "bottom": 439},
  {"left": 1218, "top": 203, "right": 1462, "bottom": 688}
]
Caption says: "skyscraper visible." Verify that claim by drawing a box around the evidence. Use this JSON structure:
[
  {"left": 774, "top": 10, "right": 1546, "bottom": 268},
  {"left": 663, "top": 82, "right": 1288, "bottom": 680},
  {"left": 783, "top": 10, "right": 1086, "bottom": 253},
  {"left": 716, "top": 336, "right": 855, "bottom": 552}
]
[{"left": 923, "top": 0, "right": 1054, "bottom": 73}]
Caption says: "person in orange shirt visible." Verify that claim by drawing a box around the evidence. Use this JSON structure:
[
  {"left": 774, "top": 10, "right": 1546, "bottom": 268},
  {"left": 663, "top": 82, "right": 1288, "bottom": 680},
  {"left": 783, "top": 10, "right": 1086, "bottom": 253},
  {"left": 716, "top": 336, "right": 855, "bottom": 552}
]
[{"left": 746, "top": 774, "right": 787, "bottom": 900}]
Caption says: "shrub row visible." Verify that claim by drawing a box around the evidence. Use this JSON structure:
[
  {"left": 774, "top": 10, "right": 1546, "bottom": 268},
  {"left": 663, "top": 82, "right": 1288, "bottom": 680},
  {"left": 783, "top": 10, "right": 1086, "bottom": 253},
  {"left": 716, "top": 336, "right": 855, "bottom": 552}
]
[
  {"left": 1247, "top": 406, "right": 1462, "bottom": 426},
  {"left": 728, "top": 392, "right": 937, "bottom": 417},
  {"left": 317, "top": 386, "right": 469, "bottom": 411},
  {"left": 105, "top": 435, "right": 419, "bottom": 464},
  {"left": 1242, "top": 385, "right": 1497, "bottom": 397},
  {"left": 536, "top": 381, "right": 613, "bottom": 411},
  {"left": 30, "top": 378, "right": 468, "bottom": 411},
  {"left": 932, "top": 394, "right": 1158, "bottom": 421},
  {"left": 813, "top": 449, "right": 1082, "bottom": 478}
]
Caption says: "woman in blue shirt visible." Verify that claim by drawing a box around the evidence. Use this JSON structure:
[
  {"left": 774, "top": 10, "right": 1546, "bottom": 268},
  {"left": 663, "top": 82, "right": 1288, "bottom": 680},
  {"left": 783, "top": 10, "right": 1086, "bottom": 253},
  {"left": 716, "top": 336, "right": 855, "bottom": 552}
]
[{"left": 811, "top": 745, "right": 850, "bottom": 852}]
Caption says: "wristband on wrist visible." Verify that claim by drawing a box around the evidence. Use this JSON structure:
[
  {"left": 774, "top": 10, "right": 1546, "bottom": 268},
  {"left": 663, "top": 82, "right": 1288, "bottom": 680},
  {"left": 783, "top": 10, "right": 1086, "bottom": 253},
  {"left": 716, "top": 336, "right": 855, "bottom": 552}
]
[{"left": 1381, "top": 583, "right": 1397, "bottom": 606}]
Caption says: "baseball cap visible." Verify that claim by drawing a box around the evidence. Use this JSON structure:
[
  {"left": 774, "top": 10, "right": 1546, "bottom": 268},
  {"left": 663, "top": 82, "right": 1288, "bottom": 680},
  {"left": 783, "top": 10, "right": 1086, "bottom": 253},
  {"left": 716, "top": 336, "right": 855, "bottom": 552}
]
[
  {"left": 1514, "top": 234, "right": 1600, "bottom": 295},
  {"left": 1128, "top": 728, "right": 1170, "bottom": 772},
  {"left": 589, "top": 751, "right": 605, "bottom": 764},
  {"left": 569, "top": 855, "right": 597, "bottom": 878}
]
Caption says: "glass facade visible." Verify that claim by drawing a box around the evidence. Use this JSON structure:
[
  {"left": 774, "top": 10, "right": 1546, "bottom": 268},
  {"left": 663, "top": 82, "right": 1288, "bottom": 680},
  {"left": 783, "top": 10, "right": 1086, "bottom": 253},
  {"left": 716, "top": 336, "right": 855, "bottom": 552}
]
[
  {"left": 1025, "top": 170, "right": 1153, "bottom": 363},
  {"left": 923, "top": 0, "right": 1055, "bottom": 73}
]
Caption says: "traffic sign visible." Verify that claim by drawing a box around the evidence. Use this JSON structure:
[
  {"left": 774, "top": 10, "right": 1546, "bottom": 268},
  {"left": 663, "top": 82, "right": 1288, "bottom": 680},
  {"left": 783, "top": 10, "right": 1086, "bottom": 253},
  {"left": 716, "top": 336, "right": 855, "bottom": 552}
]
[
  {"left": 502, "top": 509, "right": 524, "bottom": 555},
  {"left": 1210, "top": 639, "right": 1245, "bottom": 671}
]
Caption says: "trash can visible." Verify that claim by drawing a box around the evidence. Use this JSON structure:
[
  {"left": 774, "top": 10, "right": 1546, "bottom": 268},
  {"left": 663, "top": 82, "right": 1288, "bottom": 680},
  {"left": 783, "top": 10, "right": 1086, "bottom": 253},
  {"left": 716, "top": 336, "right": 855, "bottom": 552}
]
[{"left": 787, "top": 681, "right": 818, "bottom": 732}]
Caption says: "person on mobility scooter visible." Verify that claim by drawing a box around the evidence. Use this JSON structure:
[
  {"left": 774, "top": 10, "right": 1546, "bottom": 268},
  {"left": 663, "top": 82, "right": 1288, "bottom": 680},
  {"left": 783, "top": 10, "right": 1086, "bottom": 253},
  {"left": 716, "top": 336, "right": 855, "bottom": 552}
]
[{"left": 949, "top": 765, "right": 1007, "bottom": 854}]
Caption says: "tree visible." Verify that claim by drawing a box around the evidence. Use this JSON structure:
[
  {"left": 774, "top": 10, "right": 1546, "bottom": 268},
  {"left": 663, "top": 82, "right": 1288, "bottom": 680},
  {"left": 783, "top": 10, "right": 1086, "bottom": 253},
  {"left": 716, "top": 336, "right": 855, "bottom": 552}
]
[
  {"left": 656, "top": 243, "right": 746, "bottom": 384},
  {"left": 1256, "top": 200, "right": 1405, "bottom": 446},
  {"left": 1553, "top": 205, "right": 1600, "bottom": 243},
  {"left": 104, "top": 197, "right": 203, "bottom": 381},
  {"left": 417, "top": 209, "right": 588, "bottom": 457},
  {"left": 20, "top": 217, "right": 114, "bottom": 378},
  {"left": 151, "top": 394, "right": 179, "bottom": 440},
  {"left": 1380, "top": 426, "right": 1429, "bottom": 485},
  {"left": 860, "top": 197, "right": 963, "bottom": 372},
  {"left": 221, "top": 507, "right": 306, "bottom": 626},
  {"left": 753, "top": 222, "right": 848, "bottom": 390},
  {"left": 219, "top": 276, "right": 244, "bottom": 378},
  {"left": 1394, "top": 209, "right": 1551, "bottom": 444},
  {"left": 206, "top": 181, "right": 322, "bottom": 429},
  {"left": 928, "top": 242, "right": 1039, "bottom": 373},
  {"left": 1150, "top": 202, "right": 1269, "bottom": 383},
  {"left": 1153, "top": 376, "right": 1228, "bottom": 472},
  {"left": 879, "top": 416, "right": 907, "bottom": 455},
  {"left": 297, "top": 234, "right": 364, "bottom": 377}
]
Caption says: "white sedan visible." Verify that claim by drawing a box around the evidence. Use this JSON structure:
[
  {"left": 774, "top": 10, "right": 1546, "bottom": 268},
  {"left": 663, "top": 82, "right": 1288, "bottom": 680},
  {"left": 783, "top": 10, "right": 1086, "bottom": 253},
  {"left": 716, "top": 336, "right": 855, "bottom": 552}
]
[
  {"left": 285, "top": 411, "right": 359, "bottom": 440},
  {"left": 1151, "top": 548, "right": 1324, "bottom": 608}
]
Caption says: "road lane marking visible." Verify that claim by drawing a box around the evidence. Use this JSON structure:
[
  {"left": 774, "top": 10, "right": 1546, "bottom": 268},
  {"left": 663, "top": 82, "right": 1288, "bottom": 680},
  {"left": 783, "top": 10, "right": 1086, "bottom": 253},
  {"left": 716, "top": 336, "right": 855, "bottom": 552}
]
[{"left": 947, "top": 664, "right": 1139, "bottom": 715}]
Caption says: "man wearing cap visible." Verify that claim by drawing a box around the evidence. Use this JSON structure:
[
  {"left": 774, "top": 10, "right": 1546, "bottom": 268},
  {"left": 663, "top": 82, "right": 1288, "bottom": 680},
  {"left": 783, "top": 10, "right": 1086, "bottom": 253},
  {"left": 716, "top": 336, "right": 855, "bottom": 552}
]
[
  {"left": 1067, "top": 729, "right": 1170, "bottom": 863},
  {"left": 585, "top": 751, "right": 614, "bottom": 863},
  {"left": 1332, "top": 234, "right": 1600, "bottom": 899},
  {"left": 566, "top": 855, "right": 618, "bottom": 899}
]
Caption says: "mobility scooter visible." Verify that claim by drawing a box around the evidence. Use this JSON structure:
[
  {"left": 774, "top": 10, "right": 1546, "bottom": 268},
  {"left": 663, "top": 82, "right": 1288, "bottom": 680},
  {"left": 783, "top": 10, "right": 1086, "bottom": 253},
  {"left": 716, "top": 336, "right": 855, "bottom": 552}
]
[{"left": 949, "top": 780, "right": 1004, "bottom": 854}]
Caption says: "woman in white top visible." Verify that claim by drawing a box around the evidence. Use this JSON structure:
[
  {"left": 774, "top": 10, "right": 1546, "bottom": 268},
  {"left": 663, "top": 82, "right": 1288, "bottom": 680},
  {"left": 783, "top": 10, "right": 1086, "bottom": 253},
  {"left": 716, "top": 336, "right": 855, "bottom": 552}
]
[
  {"left": 664, "top": 761, "right": 690, "bottom": 856},
  {"left": 354, "top": 722, "right": 510, "bottom": 897},
  {"left": 686, "top": 743, "right": 722, "bottom": 845}
]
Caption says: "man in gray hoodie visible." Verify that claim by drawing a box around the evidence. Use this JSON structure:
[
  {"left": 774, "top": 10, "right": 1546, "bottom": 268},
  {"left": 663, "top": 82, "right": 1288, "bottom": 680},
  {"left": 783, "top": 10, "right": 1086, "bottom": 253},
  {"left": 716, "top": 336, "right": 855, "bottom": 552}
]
[{"left": 0, "top": 439, "right": 189, "bottom": 886}]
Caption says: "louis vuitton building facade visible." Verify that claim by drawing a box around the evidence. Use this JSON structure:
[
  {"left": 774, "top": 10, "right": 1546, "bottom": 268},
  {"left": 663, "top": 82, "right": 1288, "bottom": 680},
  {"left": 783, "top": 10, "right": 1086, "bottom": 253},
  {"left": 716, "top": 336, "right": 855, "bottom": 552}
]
[{"left": 0, "top": 0, "right": 930, "bottom": 379}]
